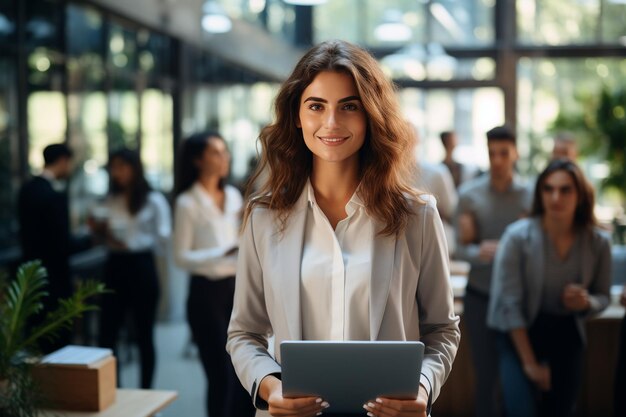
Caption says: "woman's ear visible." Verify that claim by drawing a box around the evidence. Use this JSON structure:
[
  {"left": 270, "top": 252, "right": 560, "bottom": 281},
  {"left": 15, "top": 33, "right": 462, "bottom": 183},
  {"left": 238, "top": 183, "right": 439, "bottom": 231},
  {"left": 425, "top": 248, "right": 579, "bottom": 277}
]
[{"left": 296, "top": 118, "right": 301, "bottom": 128}]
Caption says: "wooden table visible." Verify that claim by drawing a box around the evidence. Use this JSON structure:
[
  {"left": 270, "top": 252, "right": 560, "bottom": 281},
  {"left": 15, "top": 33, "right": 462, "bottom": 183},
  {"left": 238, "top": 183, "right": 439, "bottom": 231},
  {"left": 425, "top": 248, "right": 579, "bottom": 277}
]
[{"left": 39, "top": 389, "right": 177, "bottom": 417}]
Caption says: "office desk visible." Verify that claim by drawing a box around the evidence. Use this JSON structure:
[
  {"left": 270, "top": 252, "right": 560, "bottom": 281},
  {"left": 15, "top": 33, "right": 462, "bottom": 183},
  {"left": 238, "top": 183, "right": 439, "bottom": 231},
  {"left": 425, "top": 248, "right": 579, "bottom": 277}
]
[{"left": 39, "top": 389, "right": 177, "bottom": 417}]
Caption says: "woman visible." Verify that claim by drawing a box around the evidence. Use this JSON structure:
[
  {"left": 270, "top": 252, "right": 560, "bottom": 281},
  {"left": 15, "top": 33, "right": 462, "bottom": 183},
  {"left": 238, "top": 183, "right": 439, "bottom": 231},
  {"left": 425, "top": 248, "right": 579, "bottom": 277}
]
[
  {"left": 173, "top": 132, "right": 255, "bottom": 417},
  {"left": 96, "top": 148, "right": 171, "bottom": 389},
  {"left": 488, "top": 159, "right": 612, "bottom": 417},
  {"left": 226, "top": 40, "right": 460, "bottom": 417}
]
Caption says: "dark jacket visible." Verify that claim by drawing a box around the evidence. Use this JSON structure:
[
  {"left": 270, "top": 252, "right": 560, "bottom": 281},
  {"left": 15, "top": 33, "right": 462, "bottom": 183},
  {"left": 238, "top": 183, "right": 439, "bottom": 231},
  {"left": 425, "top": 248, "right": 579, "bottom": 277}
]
[{"left": 18, "top": 176, "right": 72, "bottom": 299}]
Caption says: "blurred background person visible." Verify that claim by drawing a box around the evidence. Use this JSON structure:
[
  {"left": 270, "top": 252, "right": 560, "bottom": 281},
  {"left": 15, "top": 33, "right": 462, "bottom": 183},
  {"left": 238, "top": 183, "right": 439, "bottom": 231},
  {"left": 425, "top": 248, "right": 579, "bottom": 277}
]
[
  {"left": 92, "top": 148, "right": 171, "bottom": 389},
  {"left": 440, "top": 130, "right": 480, "bottom": 189},
  {"left": 455, "top": 125, "right": 532, "bottom": 417},
  {"left": 413, "top": 126, "right": 458, "bottom": 257},
  {"left": 173, "top": 132, "right": 255, "bottom": 417},
  {"left": 415, "top": 161, "right": 457, "bottom": 257},
  {"left": 18, "top": 143, "right": 87, "bottom": 353},
  {"left": 551, "top": 131, "right": 578, "bottom": 161},
  {"left": 488, "top": 159, "right": 611, "bottom": 417}
]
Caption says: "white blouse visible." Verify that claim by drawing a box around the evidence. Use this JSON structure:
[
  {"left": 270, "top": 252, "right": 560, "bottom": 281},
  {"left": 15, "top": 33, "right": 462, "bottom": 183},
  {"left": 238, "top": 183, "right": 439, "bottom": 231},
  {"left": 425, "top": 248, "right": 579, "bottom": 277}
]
[
  {"left": 103, "top": 191, "right": 171, "bottom": 253},
  {"left": 173, "top": 183, "right": 243, "bottom": 279},
  {"left": 300, "top": 180, "right": 373, "bottom": 341}
]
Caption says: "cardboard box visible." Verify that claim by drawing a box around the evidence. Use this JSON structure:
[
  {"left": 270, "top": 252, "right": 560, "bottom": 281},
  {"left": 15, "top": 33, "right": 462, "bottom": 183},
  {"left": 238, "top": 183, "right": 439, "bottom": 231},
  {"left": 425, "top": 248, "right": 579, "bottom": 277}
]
[{"left": 32, "top": 355, "right": 117, "bottom": 411}]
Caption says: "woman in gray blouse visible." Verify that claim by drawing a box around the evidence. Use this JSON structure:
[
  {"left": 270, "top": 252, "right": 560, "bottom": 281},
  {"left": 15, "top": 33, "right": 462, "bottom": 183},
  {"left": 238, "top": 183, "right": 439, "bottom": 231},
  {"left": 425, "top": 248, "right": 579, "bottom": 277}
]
[{"left": 488, "top": 159, "right": 611, "bottom": 417}]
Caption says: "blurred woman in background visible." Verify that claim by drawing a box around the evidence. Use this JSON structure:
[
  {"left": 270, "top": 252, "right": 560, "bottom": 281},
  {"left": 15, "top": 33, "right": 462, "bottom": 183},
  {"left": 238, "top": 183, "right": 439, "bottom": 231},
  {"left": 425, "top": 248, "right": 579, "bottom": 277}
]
[
  {"left": 173, "top": 132, "right": 255, "bottom": 417},
  {"left": 95, "top": 148, "right": 171, "bottom": 389},
  {"left": 488, "top": 158, "right": 612, "bottom": 417}
]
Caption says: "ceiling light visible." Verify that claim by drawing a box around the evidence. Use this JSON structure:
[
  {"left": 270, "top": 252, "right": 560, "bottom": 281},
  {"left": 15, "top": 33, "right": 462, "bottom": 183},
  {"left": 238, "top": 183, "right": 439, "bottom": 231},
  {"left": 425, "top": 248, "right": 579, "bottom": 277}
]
[
  {"left": 374, "top": 9, "right": 412, "bottom": 42},
  {"left": 202, "top": 1, "right": 232, "bottom": 34},
  {"left": 282, "top": 0, "right": 327, "bottom": 5}
]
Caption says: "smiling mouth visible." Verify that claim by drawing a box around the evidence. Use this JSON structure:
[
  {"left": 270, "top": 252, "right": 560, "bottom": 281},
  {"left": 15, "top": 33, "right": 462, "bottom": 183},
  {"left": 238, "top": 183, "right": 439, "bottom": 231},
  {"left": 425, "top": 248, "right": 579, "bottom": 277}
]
[{"left": 318, "top": 136, "right": 349, "bottom": 145}]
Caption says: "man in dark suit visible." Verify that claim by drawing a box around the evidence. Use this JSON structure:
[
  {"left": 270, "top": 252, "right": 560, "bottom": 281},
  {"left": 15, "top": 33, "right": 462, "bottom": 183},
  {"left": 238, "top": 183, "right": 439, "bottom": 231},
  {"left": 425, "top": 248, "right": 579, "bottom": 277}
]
[{"left": 18, "top": 143, "right": 75, "bottom": 353}]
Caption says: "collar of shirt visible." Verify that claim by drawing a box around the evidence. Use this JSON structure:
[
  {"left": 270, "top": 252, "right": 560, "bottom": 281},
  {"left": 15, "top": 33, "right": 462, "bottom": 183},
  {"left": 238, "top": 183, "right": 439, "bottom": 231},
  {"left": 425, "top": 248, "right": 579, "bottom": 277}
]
[
  {"left": 488, "top": 173, "right": 526, "bottom": 193},
  {"left": 40, "top": 169, "right": 56, "bottom": 182},
  {"left": 40, "top": 169, "right": 66, "bottom": 192},
  {"left": 305, "top": 179, "right": 365, "bottom": 217},
  {"left": 191, "top": 182, "right": 218, "bottom": 209}
]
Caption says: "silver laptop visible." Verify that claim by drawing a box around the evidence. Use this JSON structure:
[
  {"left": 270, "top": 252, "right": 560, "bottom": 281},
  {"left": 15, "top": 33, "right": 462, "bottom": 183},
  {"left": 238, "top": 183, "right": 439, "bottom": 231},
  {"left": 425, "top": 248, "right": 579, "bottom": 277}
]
[{"left": 281, "top": 340, "right": 424, "bottom": 414}]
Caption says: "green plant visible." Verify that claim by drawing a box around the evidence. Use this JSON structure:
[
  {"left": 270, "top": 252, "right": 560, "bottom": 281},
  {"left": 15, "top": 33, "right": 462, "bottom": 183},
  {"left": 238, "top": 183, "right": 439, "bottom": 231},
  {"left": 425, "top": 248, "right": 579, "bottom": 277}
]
[
  {"left": 552, "top": 86, "right": 626, "bottom": 200},
  {"left": 0, "top": 260, "right": 107, "bottom": 417}
]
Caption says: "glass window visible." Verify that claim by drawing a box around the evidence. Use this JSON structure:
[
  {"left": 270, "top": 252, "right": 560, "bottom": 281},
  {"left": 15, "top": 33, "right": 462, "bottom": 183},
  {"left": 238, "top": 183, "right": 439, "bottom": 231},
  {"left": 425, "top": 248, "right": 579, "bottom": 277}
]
[
  {"left": 25, "top": 0, "right": 64, "bottom": 50},
  {"left": 517, "top": 0, "right": 626, "bottom": 45},
  {"left": 314, "top": 0, "right": 494, "bottom": 47},
  {"left": 399, "top": 87, "right": 504, "bottom": 169},
  {"left": 27, "top": 91, "right": 67, "bottom": 172},
  {"left": 137, "top": 30, "right": 173, "bottom": 77},
  {"left": 381, "top": 52, "right": 496, "bottom": 81},
  {"left": 109, "top": 76, "right": 139, "bottom": 150},
  {"left": 66, "top": 4, "right": 108, "bottom": 227},
  {"left": 108, "top": 21, "right": 137, "bottom": 72},
  {"left": 265, "top": 0, "right": 296, "bottom": 42},
  {"left": 181, "top": 82, "right": 279, "bottom": 182},
  {"left": 0, "top": 0, "right": 17, "bottom": 46},
  {"left": 141, "top": 88, "right": 174, "bottom": 191},
  {"left": 428, "top": 0, "right": 494, "bottom": 46},
  {"left": 601, "top": 0, "right": 626, "bottom": 43},
  {"left": 517, "top": 57, "right": 626, "bottom": 175},
  {"left": 0, "top": 56, "right": 19, "bottom": 250},
  {"left": 314, "top": 0, "right": 364, "bottom": 45}
]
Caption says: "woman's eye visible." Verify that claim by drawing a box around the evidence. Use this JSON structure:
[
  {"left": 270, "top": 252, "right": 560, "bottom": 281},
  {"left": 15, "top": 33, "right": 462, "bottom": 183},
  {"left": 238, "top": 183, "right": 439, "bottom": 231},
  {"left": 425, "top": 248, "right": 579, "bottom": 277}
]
[
  {"left": 343, "top": 103, "right": 359, "bottom": 111},
  {"left": 308, "top": 103, "right": 323, "bottom": 111}
]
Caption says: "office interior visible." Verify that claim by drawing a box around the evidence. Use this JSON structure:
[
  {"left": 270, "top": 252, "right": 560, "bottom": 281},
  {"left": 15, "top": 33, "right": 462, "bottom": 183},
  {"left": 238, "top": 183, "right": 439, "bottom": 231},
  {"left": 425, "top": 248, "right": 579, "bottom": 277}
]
[{"left": 0, "top": 0, "right": 625, "bottom": 416}]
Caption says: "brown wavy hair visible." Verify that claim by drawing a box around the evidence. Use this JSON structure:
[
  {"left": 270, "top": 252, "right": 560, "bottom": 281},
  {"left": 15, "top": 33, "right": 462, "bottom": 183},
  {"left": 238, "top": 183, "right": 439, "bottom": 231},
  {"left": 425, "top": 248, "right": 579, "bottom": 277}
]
[
  {"left": 531, "top": 158, "right": 597, "bottom": 229},
  {"left": 245, "top": 39, "right": 419, "bottom": 236}
]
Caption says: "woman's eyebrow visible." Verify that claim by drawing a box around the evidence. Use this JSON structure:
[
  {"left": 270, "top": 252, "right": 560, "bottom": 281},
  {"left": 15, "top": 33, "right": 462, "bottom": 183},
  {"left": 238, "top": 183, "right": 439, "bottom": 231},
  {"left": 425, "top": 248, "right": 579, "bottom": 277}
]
[{"left": 303, "top": 95, "right": 361, "bottom": 103}]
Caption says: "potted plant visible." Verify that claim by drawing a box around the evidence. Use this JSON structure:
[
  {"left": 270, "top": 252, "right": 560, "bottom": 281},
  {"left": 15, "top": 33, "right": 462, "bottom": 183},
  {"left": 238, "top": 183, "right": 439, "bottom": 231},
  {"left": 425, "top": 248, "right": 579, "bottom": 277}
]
[{"left": 0, "top": 260, "right": 106, "bottom": 417}]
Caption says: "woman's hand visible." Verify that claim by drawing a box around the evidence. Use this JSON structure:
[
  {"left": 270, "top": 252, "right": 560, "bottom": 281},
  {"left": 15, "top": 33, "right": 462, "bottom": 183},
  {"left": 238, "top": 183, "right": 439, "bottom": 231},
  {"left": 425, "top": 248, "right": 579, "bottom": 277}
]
[
  {"left": 478, "top": 240, "right": 499, "bottom": 262},
  {"left": 562, "top": 284, "right": 590, "bottom": 312},
  {"left": 259, "top": 375, "right": 329, "bottom": 417},
  {"left": 523, "top": 362, "right": 551, "bottom": 391},
  {"left": 362, "top": 384, "right": 428, "bottom": 417}
]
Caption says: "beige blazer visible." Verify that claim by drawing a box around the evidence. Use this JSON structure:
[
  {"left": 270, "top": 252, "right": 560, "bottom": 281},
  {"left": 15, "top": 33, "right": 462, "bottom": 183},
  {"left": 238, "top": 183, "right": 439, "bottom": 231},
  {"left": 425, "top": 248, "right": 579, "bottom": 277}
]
[{"left": 226, "top": 189, "right": 461, "bottom": 415}]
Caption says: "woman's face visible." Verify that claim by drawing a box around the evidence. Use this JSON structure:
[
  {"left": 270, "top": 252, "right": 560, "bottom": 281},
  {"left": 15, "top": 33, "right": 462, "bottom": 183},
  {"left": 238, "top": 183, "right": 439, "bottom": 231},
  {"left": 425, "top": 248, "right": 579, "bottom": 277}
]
[
  {"left": 541, "top": 170, "right": 579, "bottom": 222},
  {"left": 297, "top": 71, "right": 367, "bottom": 166},
  {"left": 108, "top": 157, "right": 134, "bottom": 189},
  {"left": 197, "top": 137, "right": 230, "bottom": 178}
]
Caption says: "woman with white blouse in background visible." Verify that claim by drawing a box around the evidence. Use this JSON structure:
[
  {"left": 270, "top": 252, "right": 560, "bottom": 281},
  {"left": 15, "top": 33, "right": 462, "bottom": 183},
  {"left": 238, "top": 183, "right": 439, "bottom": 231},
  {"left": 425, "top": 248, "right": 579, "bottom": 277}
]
[
  {"left": 94, "top": 148, "right": 171, "bottom": 389},
  {"left": 173, "top": 132, "right": 255, "bottom": 417}
]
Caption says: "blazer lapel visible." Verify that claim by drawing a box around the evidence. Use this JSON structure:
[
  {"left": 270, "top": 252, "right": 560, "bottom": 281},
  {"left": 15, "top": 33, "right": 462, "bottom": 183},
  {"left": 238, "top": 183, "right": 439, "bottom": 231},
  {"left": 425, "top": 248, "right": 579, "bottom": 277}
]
[
  {"left": 275, "top": 191, "right": 308, "bottom": 341},
  {"left": 369, "top": 227, "right": 396, "bottom": 340}
]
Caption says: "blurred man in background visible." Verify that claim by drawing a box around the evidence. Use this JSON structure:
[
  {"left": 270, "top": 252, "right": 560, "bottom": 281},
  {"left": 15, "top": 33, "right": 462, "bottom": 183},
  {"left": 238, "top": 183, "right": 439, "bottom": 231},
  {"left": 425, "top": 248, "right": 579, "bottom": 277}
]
[{"left": 18, "top": 143, "right": 76, "bottom": 353}]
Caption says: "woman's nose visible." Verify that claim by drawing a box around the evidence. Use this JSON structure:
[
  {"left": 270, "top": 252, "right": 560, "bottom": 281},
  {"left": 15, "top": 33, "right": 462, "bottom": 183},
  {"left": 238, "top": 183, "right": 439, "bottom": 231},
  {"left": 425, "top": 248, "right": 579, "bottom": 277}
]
[
  {"left": 323, "top": 109, "right": 339, "bottom": 128},
  {"left": 551, "top": 190, "right": 560, "bottom": 202}
]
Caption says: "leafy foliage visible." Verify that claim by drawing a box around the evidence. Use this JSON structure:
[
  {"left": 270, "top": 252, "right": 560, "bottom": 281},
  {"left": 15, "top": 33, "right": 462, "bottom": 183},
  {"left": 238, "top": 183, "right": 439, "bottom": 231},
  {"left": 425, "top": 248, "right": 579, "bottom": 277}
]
[
  {"left": 553, "top": 86, "right": 626, "bottom": 200},
  {"left": 0, "top": 260, "right": 107, "bottom": 417}
]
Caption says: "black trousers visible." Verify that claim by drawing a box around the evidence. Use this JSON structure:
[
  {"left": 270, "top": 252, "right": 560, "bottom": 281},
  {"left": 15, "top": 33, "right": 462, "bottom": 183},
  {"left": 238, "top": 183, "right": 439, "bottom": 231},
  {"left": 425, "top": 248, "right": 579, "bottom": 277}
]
[
  {"left": 99, "top": 251, "right": 159, "bottom": 389},
  {"left": 615, "top": 316, "right": 626, "bottom": 417},
  {"left": 187, "top": 275, "right": 255, "bottom": 417},
  {"left": 528, "top": 313, "right": 584, "bottom": 417}
]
